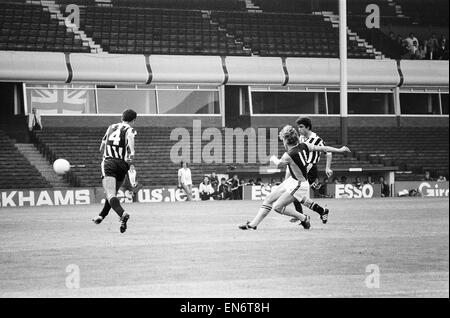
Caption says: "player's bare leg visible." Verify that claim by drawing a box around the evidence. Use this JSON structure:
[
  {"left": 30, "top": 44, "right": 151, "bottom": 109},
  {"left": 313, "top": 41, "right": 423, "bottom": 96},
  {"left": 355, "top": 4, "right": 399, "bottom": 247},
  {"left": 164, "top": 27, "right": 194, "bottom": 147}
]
[
  {"left": 239, "top": 183, "right": 288, "bottom": 230},
  {"left": 301, "top": 197, "right": 329, "bottom": 224},
  {"left": 290, "top": 199, "right": 304, "bottom": 223},
  {"left": 273, "top": 192, "right": 311, "bottom": 229},
  {"left": 93, "top": 200, "right": 111, "bottom": 224},
  {"left": 290, "top": 197, "right": 328, "bottom": 224},
  {"left": 239, "top": 184, "right": 309, "bottom": 230},
  {"left": 101, "top": 176, "right": 130, "bottom": 233},
  {"left": 181, "top": 184, "right": 193, "bottom": 201},
  {"left": 93, "top": 179, "right": 124, "bottom": 224},
  {"left": 273, "top": 192, "right": 306, "bottom": 220}
]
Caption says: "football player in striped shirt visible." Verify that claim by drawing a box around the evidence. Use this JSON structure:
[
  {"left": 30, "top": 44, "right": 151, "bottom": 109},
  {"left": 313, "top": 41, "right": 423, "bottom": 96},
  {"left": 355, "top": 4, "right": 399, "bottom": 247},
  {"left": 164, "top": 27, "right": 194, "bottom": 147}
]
[
  {"left": 92, "top": 109, "right": 137, "bottom": 233},
  {"left": 239, "top": 125, "right": 350, "bottom": 230},
  {"left": 291, "top": 117, "right": 334, "bottom": 224}
]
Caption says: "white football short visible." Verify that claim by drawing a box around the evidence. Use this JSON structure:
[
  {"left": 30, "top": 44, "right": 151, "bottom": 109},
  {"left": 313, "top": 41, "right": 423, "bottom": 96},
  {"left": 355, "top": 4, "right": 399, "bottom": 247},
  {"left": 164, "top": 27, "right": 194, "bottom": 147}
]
[{"left": 284, "top": 177, "right": 310, "bottom": 201}]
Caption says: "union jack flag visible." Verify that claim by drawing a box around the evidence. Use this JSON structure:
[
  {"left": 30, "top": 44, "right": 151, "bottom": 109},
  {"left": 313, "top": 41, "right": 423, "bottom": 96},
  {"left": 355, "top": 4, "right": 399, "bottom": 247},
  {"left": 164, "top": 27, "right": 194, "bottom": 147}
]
[{"left": 30, "top": 86, "right": 90, "bottom": 114}]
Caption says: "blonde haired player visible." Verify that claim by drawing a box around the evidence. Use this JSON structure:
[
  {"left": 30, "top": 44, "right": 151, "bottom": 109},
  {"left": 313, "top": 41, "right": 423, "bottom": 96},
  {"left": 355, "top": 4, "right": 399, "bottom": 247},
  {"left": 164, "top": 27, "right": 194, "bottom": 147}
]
[{"left": 239, "top": 125, "right": 350, "bottom": 230}]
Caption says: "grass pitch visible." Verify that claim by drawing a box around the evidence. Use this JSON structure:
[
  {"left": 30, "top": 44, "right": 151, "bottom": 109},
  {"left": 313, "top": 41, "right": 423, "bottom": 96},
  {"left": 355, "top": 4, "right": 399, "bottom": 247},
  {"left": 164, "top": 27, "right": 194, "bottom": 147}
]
[{"left": 0, "top": 197, "right": 448, "bottom": 298}]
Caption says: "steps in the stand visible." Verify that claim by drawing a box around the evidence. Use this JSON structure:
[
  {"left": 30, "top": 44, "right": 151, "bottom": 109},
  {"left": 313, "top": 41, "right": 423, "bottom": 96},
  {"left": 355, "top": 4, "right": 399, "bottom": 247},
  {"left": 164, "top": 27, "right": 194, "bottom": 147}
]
[{"left": 15, "top": 143, "right": 71, "bottom": 188}]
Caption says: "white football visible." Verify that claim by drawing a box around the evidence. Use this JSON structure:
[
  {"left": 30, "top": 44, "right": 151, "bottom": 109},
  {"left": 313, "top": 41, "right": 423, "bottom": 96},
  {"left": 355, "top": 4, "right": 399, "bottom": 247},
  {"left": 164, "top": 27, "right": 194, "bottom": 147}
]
[{"left": 53, "top": 158, "right": 71, "bottom": 174}]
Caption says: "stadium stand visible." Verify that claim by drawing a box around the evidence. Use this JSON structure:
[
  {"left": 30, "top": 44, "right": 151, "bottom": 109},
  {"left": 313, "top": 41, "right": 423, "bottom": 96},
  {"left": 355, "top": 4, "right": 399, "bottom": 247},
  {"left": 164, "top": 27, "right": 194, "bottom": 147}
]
[
  {"left": 253, "top": 0, "right": 396, "bottom": 15},
  {"left": 56, "top": 0, "right": 247, "bottom": 11},
  {"left": 396, "top": 0, "right": 448, "bottom": 26},
  {"left": 0, "top": 0, "right": 448, "bottom": 192},
  {"left": 0, "top": 1, "right": 89, "bottom": 53},
  {"left": 112, "top": 0, "right": 247, "bottom": 11},
  {"left": 253, "top": 0, "right": 448, "bottom": 60},
  {"left": 51, "top": 0, "right": 376, "bottom": 57},
  {"left": 210, "top": 11, "right": 374, "bottom": 58},
  {"left": 346, "top": 15, "right": 404, "bottom": 59},
  {"left": 33, "top": 126, "right": 403, "bottom": 188},
  {"left": 0, "top": 130, "right": 52, "bottom": 189},
  {"left": 349, "top": 127, "right": 449, "bottom": 180},
  {"left": 78, "top": 6, "right": 249, "bottom": 55}
]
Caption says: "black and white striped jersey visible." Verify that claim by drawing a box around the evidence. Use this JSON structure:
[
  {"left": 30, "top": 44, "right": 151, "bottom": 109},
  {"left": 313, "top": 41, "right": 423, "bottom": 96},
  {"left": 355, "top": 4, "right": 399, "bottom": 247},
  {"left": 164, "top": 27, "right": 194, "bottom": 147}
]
[
  {"left": 102, "top": 123, "right": 136, "bottom": 161},
  {"left": 299, "top": 132, "right": 325, "bottom": 164}
]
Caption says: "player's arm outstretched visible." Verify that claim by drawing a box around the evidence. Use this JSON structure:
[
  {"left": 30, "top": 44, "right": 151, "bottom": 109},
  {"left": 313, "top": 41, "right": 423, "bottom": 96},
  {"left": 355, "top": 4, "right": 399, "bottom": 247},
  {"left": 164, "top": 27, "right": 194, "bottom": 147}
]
[
  {"left": 325, "top": 152, "right": 333, "bottom": 177},
  {"left": 269, "top": 153, "right": 292, "bottom": 168},
  {"left": 307, "top": 144, "right": 351, "bottom": 154},
  {"left": 318, "top": 139, "right": 334, "bottom": 177}
]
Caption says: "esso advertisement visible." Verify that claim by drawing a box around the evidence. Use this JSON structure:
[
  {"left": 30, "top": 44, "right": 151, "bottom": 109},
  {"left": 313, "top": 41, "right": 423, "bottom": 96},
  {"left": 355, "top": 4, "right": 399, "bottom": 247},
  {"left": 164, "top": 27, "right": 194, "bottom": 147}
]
[
  {"left": 243, "top": 185, "right": 313, "bottom": 200},
  {"left": 333, "top": 184, "right": 381, "bottom": 199},
  {"left": 249, "top": 185, "right": 278, "bottom": 200}
]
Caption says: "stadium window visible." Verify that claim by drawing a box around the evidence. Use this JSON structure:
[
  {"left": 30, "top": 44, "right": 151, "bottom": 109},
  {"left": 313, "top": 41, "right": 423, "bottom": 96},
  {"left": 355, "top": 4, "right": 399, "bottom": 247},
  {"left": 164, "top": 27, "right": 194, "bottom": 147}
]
[
  {"left": 325, "top": 92, "right": 341, "bottom": 115},
  {"left": 400, "top": 93, "right": 441, "bottom": 115},
  {"left": 325, "top": 92, "right": 394, "bottom": 115},
  {"left": 441, "top": 94, "right": 449, "bottom": 115},
  {"left": 347, "top": 93, "right": 395, "bottom": 115},
  {"left": 26, "top": 85, "right": 96, "bottom": 114},
  {"left": 239, "top": 87, "right": 250, "bottom": 115},
  {"left": 96, "top": 89, "right": 157, "bottom": 114},
  {"left": 97, "top": 85, "right": 116, "bottom": 89},
  {"left": 157, "top": 90, "right": 220, "bottom": 115},
  {"left": 251, "top": 92, "right": 326, "bottom": 114}
]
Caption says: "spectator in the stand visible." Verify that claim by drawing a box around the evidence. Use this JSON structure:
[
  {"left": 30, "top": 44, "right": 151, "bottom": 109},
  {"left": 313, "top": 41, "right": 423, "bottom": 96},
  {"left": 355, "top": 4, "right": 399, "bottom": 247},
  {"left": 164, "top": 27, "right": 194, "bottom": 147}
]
[
  {"left": 353, "top": 177, "right": 363, "bottom": 189},
  {"left": 364, "top": 175, "right": 375, "bottom": 185},
  {"left": 340, "top": 176, "right": 348, "bottom": 184},
  {"left": 199, "top": 176, "right": 214, "bottom": 201},
  {"left": 437, "top": 175, "right": 447, "bottom": 182},
  {"left": 396, "top": 34, "right": 403, "bottom": 46},
  {"left": 421, "top": 170, "right": 435, "bottom": 181},
  {"left": 436, "top": 35, "right": 449, "bottom": 60},
  {"left": 409, "top": 40, "right": 420, "bottom": 58},
  {"left": 209, "top": 171, "right": 219, "bottom": 193},
  {"left": 427, "top": 33, "right": 439, "bottom": 59},
  {"left": 178, "top": 161, "right": 193, "bottom": 201},
  {"left": 218, "top": 177, "right": 231, "bottom": 200},
  {"left": 28, "top": 107, "right": 42, "bottom": 132},
  {"left": 332, "top": 176, "right": 340, "bottom": 184},
  {"left": 396, "top": 35, "right": 407, "bottom": 55},
  {"left": 254, "top": 177, "right": 263, "bottom": 186},
  {"left": 389, "top": 31, "right": 396, "bottom": 42},
  {"left": 405, "top": 33, "right": 419, "bottom": 51},
  {"left": 269, "top": 178, "right": 279, "bottom": 186},
  {"left": 247, "top": 179, "right": 255, "bottom": 186},
  {"left": 229, "top": 175, "right": 241, "bottom": 200},
  {"left": 416, "top": 42, "right": 427, "bottom": 60},
  {"left": 379, "top": 176, "right": 390, "bottom": 197}
]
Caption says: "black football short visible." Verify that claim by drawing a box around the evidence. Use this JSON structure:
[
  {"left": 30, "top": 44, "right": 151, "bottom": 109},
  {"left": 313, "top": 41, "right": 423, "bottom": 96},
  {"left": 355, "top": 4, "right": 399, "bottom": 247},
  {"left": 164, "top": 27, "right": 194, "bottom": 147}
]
[
  {"left": 307, "top": 164, "right": 318, "bottom": 184},
  {"left": 101, "top": 158, "right": 129, "bottom": 183}
]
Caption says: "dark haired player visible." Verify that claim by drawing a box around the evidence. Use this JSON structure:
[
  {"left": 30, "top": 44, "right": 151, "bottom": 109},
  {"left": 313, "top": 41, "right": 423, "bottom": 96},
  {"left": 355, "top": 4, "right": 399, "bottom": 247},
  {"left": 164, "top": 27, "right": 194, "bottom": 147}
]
[
  {"left": 92, "top": 109, "right": 137, "bottom": 233},
  {"left": 291, "top": 117, "right": 334, "bottom": 224}
]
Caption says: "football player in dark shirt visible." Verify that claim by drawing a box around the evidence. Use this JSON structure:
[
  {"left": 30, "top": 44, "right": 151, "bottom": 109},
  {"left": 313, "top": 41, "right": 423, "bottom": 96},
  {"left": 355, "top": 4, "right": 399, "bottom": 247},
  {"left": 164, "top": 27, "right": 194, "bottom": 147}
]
[{"left": 239, "top": 125, "right": 350, "bottom": 230}]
